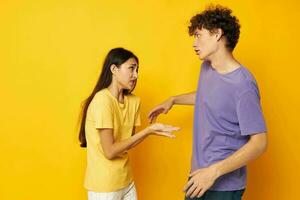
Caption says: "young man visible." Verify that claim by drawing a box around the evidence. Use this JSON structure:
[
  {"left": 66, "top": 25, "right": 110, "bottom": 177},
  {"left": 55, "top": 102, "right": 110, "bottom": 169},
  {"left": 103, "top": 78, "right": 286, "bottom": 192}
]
[{"left": 148, "top": 5, "right": 267, "bottom": 200}]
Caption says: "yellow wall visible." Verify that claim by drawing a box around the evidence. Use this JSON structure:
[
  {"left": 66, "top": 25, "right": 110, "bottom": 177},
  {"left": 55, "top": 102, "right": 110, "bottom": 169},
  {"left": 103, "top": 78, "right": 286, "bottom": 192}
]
[{"left": 1, "top": 0, "right": 299, "bottom": 199}]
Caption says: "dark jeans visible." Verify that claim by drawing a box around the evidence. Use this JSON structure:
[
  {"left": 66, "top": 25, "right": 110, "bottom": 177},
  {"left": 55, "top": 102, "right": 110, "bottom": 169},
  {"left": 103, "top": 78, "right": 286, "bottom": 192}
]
[{"left": 185, "top": 189, "right": 245, "bottom": 200}]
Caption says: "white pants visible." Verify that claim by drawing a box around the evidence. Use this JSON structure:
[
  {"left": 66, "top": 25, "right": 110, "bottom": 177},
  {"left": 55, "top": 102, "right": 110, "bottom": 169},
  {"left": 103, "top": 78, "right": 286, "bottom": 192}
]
[{"left": 88, "top": 182, "right": 137, "bottom": 200}]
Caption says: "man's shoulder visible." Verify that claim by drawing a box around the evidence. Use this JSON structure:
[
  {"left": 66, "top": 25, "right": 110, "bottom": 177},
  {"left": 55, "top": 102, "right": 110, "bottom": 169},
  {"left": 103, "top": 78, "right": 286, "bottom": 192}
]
[{"left": 236, "top": 66, "right": 260, "bottom": 96}]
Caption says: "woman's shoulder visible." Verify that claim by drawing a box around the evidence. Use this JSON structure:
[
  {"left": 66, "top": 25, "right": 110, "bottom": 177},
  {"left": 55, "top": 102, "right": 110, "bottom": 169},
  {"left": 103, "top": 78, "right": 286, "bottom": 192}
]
[
  {"left": 93, "top": 89, "right": 112, "bottom": 104},
  {"left": 127, "top": 93, "right": 140, "bottom": 104}
]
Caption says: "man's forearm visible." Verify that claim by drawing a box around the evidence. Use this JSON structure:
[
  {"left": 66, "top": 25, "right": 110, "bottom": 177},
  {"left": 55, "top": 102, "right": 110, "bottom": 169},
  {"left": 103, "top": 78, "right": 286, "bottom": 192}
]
[
  {"left": 211, "top": 133, "right": 268, "bottom": 178},
  {"left": 170, "top": 92, "right": 196, "bottom": 105}
]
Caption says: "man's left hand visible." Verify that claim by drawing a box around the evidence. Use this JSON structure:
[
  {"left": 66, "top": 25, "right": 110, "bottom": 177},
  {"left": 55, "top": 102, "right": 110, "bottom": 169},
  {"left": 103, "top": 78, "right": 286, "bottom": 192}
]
[{"left": 183, "top": 165, "right": 220, "bottom": 198}]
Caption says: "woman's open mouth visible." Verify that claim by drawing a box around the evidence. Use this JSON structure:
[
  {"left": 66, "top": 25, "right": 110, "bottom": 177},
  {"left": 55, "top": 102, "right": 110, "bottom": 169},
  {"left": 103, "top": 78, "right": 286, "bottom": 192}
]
[{"left": 129, "top": 80, "right": 136, "bottom": 85}]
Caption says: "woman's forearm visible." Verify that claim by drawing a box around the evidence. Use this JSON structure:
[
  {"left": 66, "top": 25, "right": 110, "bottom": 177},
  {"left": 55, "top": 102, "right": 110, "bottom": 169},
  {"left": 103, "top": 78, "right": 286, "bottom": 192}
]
[{"left": 102, "top": 128, "right": 150, "bottom": 159}]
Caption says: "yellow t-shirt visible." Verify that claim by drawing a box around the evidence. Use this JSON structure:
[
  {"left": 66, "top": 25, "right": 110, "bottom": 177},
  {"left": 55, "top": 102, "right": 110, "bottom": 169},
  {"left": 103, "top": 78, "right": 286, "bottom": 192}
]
[{"left": 84, "top": 88, "right": 141, "bottom": 192}]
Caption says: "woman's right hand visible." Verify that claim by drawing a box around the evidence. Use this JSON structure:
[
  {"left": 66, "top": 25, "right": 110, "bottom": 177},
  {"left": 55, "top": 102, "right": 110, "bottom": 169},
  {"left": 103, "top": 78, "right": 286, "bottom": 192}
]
[{"left": 146, "top": 123, "right": 180, "bottom": 138}]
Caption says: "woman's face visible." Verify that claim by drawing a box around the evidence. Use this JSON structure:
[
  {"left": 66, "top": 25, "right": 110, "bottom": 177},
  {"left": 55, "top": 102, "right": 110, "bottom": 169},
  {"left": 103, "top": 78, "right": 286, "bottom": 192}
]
[{"left": 114, "top": 57, "right": 139, "bottom": 90}]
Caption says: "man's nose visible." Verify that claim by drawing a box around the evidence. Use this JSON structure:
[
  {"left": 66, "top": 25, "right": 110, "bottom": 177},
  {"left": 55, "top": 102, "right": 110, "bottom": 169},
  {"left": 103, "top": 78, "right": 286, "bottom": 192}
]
[{"left": 193, "top": 41, "right": 197, "bottom": 48}]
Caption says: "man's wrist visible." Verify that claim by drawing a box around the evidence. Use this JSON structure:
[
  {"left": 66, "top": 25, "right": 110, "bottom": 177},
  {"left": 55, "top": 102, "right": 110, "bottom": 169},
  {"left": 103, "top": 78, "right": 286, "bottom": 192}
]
[
  {"left": 210, "top": 162, "right": 223, "bottom": 180},
  {"left": 169, "top": 96, "right": 175, "bottom": 105}
]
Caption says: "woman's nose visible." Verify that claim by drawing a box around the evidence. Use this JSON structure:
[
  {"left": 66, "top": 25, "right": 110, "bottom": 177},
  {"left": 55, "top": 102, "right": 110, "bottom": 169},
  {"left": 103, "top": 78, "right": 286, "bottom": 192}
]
[{"left": 133, "top": 71, "right": 138, "bottom": 79}]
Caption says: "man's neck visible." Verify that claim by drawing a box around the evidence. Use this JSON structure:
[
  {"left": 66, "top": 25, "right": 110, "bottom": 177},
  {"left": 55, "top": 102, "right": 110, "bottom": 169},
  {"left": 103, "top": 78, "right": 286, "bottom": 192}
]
[{"left": 208, "top": 48, "right": 240, "bottom": 74}]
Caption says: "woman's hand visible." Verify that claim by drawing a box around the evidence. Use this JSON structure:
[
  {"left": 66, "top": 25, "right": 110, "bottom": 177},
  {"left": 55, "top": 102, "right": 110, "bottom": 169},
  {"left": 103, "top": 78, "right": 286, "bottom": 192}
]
[{"left": 146, "top": 123, "right": 180, "bottom": 138}]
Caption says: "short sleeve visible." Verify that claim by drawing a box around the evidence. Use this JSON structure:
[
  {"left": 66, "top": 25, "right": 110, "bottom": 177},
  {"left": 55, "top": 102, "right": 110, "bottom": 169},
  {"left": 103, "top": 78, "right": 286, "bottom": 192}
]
[
  {"left": 237, "top": 90, "right": 267, "bottom": 135},
  {"left": 134, "top": 99, "right": 141, "bottom": 126},
  {"left": 92, "top": 94, "right": 114, "bottom": 129}
]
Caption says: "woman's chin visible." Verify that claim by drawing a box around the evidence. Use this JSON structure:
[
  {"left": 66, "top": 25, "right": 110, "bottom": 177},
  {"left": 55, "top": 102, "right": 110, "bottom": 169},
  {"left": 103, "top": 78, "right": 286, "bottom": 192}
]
[{"left": 126, "top": 84, "right": 134, "bottom": 90}]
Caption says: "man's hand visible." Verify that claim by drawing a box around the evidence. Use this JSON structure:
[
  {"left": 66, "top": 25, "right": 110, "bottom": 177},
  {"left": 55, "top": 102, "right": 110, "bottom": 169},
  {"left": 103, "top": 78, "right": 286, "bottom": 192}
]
[
  {"left": 183, "top": 166, "right": 219, "bottom": 198},
  {"left": 147, "top": 98, "right": 174, "bottom": 123}
]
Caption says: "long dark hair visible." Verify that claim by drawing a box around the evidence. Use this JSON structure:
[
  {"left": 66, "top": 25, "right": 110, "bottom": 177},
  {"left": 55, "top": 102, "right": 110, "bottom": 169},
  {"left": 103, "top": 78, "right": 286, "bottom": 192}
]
[{"left": 78, "top": 47, "right": 139, "bottom": 148}]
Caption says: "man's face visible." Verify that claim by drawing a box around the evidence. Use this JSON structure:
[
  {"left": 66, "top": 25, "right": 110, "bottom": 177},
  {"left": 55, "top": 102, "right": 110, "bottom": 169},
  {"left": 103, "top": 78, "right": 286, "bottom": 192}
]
[{"left": 193, "top": 28, "right": 218, "bottom": 60}]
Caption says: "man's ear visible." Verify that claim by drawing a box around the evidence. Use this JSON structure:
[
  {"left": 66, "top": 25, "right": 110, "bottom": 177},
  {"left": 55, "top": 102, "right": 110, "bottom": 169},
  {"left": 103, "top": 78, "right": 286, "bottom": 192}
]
[
  {"left": 215, "top": 28, "right": 223, "bottom": 41},
  {"left": 110, "top": 64, "right": 118, "bottom": 75}
]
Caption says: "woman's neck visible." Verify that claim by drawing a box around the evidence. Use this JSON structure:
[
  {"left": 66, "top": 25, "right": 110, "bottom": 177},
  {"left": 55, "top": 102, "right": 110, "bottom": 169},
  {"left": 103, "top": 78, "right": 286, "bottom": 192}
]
[{"left": 107, "top": 82, "right": 124, "bottom": 103}]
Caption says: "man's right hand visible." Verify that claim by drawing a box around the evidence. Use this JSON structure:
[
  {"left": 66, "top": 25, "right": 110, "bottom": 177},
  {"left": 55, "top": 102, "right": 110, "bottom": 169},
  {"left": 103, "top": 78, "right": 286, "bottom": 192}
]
[{"left": 147, "top": 97, "right": 174, "bottom": 123}]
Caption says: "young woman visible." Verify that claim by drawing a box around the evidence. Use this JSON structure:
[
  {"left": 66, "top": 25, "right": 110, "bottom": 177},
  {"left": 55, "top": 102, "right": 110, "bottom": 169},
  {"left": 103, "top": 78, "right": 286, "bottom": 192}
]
[{"left": 78, "top": 47, "right": 179, "bottom": 200}]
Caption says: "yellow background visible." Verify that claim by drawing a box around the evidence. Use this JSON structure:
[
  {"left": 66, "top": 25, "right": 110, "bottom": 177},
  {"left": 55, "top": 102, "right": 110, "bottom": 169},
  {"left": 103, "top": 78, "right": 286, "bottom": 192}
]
[{"left": 1, "top": 0, "right": 300, "bottom": 199}]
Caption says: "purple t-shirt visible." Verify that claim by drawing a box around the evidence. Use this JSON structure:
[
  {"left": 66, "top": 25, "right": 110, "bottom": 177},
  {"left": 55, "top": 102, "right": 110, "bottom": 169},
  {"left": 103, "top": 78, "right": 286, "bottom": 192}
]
[{"left": 192, "top": 61, "right": 267, "bottom": 191}]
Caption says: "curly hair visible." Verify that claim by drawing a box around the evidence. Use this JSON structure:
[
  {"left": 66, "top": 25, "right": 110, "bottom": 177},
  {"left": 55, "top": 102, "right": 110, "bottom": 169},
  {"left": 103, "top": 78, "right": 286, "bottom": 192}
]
[{"left": 188, "top": 5, "right": 241, "bottom": 51}]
